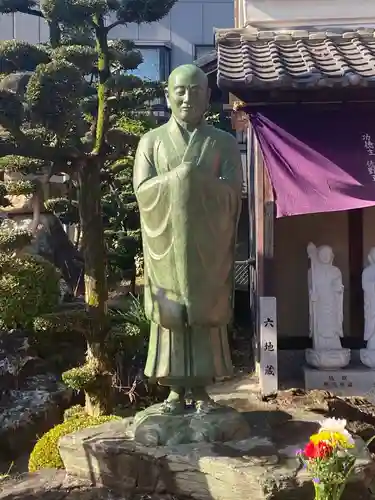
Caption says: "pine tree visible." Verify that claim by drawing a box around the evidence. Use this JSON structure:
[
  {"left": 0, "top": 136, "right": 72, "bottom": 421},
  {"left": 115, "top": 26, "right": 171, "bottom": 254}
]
[
  {"left": 102, "top": 113, "right": 158, "bottom": 287},
  {"left": 0, "top": 0, "right": 177, "bottom": 415}
]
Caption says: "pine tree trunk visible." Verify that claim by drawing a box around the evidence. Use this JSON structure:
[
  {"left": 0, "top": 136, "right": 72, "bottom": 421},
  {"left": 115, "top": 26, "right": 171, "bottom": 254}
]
[
  {"left": 85, "top": 342, "right": 113, "bottom": 416},
  {"left": 78, "top": 158, "right": 112, "bottom": 416}
]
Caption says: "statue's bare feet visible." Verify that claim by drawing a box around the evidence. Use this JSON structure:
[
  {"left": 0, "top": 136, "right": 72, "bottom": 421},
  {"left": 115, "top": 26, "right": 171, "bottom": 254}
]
[
  {"left": 195, "top": 398, "right": 221, "bottom": 414},
  {"left": 160, "top": 387, "right": 185, "bottom": 415},
  {"left": 191, "top": 386, "right": 220, "bottom": 414},
  {"left": 160, "top": 399, "right": 185, "bottom": 415}
]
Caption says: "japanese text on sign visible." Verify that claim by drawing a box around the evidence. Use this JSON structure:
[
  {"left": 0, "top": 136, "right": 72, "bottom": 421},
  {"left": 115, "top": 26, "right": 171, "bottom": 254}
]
[
  {"left": 259, "top": 297, "right": 278, "bottom": 396},
  {"left": 367, "top": 160, "right": 375, "bottom": 181},
  {"left": 264, "top": 364, "right": 275, "bottom": 376},
  {"left": 322, "top": 374, "right": 353, "bottom": 389},
  {"left": 264, "top": 341, "right": 275, "bottom": 352},
  {"left": 264, "top": 317, "right": 274, "bottom": 328},
  {"left": 362, "top": 134, "right": 375, "bottom": 181},
  {"left": 363, "top": 134, "right": 375, "bottom": 156}
]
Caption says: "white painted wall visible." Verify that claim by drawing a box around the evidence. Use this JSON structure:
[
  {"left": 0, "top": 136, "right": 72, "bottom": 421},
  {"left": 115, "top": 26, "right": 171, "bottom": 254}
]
[
  {"left": 239, "top": 0, "right": 375, "bottom": 29},
  {"left": 0, "top": 0, "right": 234, "bottom": 70}
]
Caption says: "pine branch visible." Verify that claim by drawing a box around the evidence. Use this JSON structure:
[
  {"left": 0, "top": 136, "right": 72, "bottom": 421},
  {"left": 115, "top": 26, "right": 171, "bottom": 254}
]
[
  {"left": 20, "top": 7, "right": 43, "bottom": 17},
  {"left": 106, "top": 20, "right": 123, "bottom": 32},
  {"left": 0, "top": 228, "right": 33, "bottom": 253},
  {"left": 2, "top": 178, "right": 37, "bottom": 196},
  {"left": 0, "top": 0, "right": 43, "bottom": 17},
  {"left": 0, "top": 138, "right": 80, "bottom": 161}
]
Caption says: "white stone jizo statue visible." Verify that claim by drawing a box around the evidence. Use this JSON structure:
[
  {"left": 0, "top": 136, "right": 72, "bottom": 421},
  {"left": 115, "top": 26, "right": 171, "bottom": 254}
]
[
  {"left": 360, "top": 247, "right": 375, "bottom": 368},
  {"left": 305, "top": 242, "right": 350, "bottom": 369}
]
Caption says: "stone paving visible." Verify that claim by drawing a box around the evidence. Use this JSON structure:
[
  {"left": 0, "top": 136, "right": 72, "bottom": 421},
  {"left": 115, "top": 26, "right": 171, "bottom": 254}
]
[{"left": 0, "top": 469, "right": 184, "bottom": 500}]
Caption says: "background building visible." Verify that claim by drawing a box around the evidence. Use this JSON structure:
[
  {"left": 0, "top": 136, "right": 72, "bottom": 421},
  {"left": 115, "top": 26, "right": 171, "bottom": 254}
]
[
  {"left": 0, "top": 0, "right": 234, "bottom": 81},
  {"left": 235, "top": 0, "right": 375, "bottom": 30}
]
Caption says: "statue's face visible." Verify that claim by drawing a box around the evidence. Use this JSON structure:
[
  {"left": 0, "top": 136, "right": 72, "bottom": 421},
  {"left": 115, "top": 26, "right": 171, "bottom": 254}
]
[
  {"left": 318, "top": 246, "right": 333, "bottom": 264},
  {"left": 167, "top": 65, "right": 210, "bottom": 126}
]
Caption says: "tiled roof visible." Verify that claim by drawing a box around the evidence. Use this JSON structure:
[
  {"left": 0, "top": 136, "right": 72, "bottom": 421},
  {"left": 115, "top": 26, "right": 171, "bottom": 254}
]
[
  {"left": 216, "top": 28, "right": 375, "bottom": 91},
  {"left": 194, "top": 50, "right": 217, "bottom": 74}
]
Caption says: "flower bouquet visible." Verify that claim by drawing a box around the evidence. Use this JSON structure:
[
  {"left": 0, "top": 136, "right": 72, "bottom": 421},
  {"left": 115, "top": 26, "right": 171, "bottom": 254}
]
[{"left": 297, "top": 418, "right": 373, "bottom": 500}]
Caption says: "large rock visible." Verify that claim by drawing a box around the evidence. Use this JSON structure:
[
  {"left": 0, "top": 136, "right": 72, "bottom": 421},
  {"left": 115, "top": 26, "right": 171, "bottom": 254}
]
[
  {"left": 0, "top": 330, "right": 73, "bottom": 459},
  {"left": 59, "top": 418, "right": 375, "bottom": 500},
  {"left": 0, "top": 373, "right": 72, "bottom": 459},
  {"left": 133, "top": 403, "right": 251, "bottom": 446}
]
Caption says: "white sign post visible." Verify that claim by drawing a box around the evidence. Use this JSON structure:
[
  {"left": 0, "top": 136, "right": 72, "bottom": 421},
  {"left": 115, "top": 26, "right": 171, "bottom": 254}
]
[{"left": 259, "top": 296, "right": 278, "bottom": 396}]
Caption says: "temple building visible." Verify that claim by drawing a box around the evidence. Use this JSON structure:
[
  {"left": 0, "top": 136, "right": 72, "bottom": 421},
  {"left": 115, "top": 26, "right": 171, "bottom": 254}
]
[{"left": 215, "top": 0, "right": 375, "bottom": 395}]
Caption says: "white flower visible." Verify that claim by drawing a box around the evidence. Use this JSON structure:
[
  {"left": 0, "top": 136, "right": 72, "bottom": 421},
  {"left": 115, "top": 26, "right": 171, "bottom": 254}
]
[
  {"left": 319, "top": 418, "right": 347, "bottom": 431},
  {"left": 319, "top": 418, "right": 355, "bottom": 445}
]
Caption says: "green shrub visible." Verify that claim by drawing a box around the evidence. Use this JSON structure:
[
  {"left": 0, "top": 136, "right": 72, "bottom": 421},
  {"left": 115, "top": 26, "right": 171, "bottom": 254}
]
[
  {"left": 0, "top": 253, "right": 61, "bottom": 328},
  {"left": 28, "top": 413, "right": 120, "bottom": 472},
  {"left": 62, "top": 363, "right": 98, "bottom": 391},
  {"left": 0, "top": 229, "right": 33, "bottom": 253},
  {"left": 33, "top": 309, "right": 93, "bottom": 335}
]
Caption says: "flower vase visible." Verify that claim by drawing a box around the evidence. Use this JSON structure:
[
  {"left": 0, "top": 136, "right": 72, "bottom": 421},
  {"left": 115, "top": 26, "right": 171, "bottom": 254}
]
[{"left": 314, "top": 482, "right": 342, "bottom": 500}]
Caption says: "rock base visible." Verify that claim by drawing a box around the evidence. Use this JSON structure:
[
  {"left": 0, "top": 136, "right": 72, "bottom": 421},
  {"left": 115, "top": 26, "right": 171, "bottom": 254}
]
[
  {"left": 133, "top": 403, "right": 251, "bottom": 446},
  {"left": 58, "top": 418, "right": 374, "bottom": 500}
]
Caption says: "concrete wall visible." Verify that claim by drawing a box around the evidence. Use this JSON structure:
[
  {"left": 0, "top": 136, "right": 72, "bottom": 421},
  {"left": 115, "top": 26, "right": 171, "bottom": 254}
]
[
  {"left": 274, "top": 211, "right": 350, "bottom": 338},
  {"left": 239, "top": 0, "right": 375, "bottom": 29},
  {"left": 0, "top": 0, "right": 234, "bottom": 70}
]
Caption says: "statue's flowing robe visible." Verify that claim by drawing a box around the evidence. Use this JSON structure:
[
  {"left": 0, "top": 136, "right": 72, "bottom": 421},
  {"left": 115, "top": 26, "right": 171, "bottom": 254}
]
[
  {"left": 308, "top": 264, "right": 343, "bottom": 350},
  {"left": 133, "top": 118, "right": 242, "bottom": 386}
]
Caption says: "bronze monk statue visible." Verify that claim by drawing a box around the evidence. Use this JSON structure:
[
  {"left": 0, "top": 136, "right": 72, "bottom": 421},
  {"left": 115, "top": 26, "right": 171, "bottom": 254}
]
[{"left": 133, "top": 64, "right": 242, "bottom": 415}]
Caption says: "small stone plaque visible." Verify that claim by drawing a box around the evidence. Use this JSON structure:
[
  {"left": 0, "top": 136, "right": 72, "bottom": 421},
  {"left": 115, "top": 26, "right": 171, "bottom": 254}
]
[{"left": 304, "top": 365, "right": 375, "bottom": 396}]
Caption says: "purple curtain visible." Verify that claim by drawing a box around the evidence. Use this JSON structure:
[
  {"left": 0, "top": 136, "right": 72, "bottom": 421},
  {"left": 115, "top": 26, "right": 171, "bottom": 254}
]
[{"left": 250, "top": 105, "right": 375, "bottom": 218}]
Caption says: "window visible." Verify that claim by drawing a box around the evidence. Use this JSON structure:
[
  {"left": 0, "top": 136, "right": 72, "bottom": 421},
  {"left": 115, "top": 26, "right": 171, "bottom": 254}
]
[
  {"left": 195, "top": 45, "right": 215, "bottom": 60},
  {"left": 131, "top": 46, "right": 170, "bottom": 82}
]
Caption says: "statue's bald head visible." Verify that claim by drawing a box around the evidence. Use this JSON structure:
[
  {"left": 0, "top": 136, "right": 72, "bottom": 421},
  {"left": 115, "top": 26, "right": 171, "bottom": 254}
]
[
  {"left": 166, "top": 64, "right": 210, "bottom": 126},
  {"left": 168, "top": 64, "right": 208, "bottom": 92}
]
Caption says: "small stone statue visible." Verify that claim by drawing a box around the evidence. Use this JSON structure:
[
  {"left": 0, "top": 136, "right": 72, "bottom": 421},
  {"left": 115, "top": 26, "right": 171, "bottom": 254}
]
[
  {"left": 305, "top": 242, "right": 350, "bottom": 369},
  {"left": 360, "top": 247, "right": 375, "bottom": 368},
  {"left": 133, "top": 65, "right": 242, "bottom": 417}
]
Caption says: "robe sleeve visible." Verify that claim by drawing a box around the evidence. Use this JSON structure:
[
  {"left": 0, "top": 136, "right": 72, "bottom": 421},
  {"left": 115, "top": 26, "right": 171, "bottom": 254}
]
[
  {"left": 332, "top": 267, "right": 344, "bottom": 292},
  {"left": 133, "top": 133, "right": 157, "bottom": 193}
]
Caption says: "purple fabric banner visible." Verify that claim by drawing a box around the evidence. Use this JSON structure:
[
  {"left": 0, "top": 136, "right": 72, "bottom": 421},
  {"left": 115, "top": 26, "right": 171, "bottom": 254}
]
[{"left": 250, "top": 105, "right": 375, "bottom": 218}]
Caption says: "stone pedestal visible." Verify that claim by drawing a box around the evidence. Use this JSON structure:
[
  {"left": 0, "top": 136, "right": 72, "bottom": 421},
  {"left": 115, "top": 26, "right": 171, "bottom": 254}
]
[
  {"left": 58, "top": 419, "right": 373, "bottom": 500},
  {"left": 305, "top": 348, "right": 350, "bottom": 370},
  {"left": 304, "top": 364, "right": 375, "bottom": 396},
  {"left": 360, "top": 349, "right": 375, "bottom": 369},
  {"left": 133, "top": 403, "right": 251, "bottom": 446}
]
